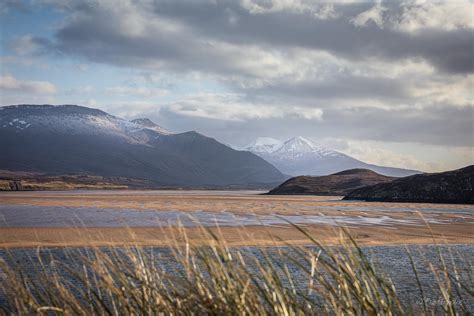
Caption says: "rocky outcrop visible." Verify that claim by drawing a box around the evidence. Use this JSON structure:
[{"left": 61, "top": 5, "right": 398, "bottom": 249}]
[
  {"left": 267, "top": 169, "right": 395, "bottom": 196},
  {"left": 343, "top": 165, "right": 473, "bottom": 204}
]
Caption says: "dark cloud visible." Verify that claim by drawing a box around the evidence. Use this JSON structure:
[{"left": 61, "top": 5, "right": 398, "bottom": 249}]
[
  {"left": 383, "top": 29, "right": 474, "bottom": 74},
  {"left": 320, "top": 104, "right": 474, "bottom": 147},
  {"left": 152, "top": 1, "right": 474, "bottom": 74},
  {"left": 15, "top": 0, "right": 474, "bottom": 152},
  {"left": 241, "top": 75, "right": 412, "bottom": 103},
  {"left": 146, "top": 102, "right": 473, "bottom": 148},
  {"left": 30, "top": 0, "right": 474, "bottom": 75}
]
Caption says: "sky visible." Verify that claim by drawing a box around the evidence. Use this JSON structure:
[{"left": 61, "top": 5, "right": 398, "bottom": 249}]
[{"left": 0, "top": 0, "right": 473, "bottom": 172}]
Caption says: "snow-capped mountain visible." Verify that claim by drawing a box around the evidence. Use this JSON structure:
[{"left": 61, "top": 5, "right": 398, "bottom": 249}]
[
  {"left": 242, "top": 136, "right": 341, "bottom": 159},
  {"left": 272, "top": 136, "right": 342, "bottom": 159},
  {"left": 241, "top": 137, "right": 283, "bottom": 154},
  {"left": 0, "top": 104, "right": 169, "bottom": 145},
  {"left": 0, "top": 105, "right": 285, "bottom": 187},
  {"left": 242, "top": 136, "right": 420, "bottom": 177}
]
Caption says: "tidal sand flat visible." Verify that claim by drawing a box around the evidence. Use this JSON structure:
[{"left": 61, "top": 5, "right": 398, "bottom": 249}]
[
  {"left": 0, "top": 190, "right": 472, "bottom": 247},
  {"left": 1, "top": 192, "right": 472, "bottom": 313}
]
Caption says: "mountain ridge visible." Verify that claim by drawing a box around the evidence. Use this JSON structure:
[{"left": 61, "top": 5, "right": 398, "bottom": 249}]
[
  {"left": 0, "top": 104, "right": 286, "bottom": 188},
  {"left": 241, "top": 136, "right": 420, "bottom": 177}
]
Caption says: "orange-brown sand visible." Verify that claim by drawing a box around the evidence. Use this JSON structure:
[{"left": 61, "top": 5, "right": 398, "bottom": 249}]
[
  {"left": 0, "top": 191, "right": 472, "bottom": 248},
  {"left": 1, "top": 223, "right": 473, "bottom": 248},
  {"left": 2, "top": 190, "right": 472, "bottom": 214}
]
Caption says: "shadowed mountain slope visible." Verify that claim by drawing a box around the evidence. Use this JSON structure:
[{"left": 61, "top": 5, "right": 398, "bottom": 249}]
[
  {"left": 344, "top": 165, "right": 474, "bottom": 204},
  {"left": 0, "top": 104, "right": 286, "bottom": 188}
]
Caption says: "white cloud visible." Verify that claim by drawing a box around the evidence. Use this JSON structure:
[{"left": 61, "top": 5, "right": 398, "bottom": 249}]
[
  {"left": 352, "top": 0, "right": 474, "bottom": 32},
  {"left": 160, "top": 93, "right": 323, "bottom": 121},
  {"left": 0, "top": 74, "right": 57, "bottom": 94},
  {"left": 395, "top": 0, "right": 474, "bottom": 33},
  {"left": 409, "top": 75, "right": 474, "bottom": 107},
  {"left": 341, "top": 140, "right": 435, "bottom": 172},
  {"left": 104, "top": 86, "right": 168, "bottom": 97},
  {"left": 241, "top": 0, "right": 340, "bottom": 19},
  {"left": 352, "top": 0, "right": 387, "bottom": 28},
  {"left": 339, "top": 139, "right": 474, "bottom": 172}
]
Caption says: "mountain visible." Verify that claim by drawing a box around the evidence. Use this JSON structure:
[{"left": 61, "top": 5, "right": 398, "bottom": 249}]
[
  {"left": 344, "top": 165, "right": 474, "bottom": 204},
  {"left": 241, "top": 137, "right": 283, "bottom": 154},
  {"left": 130, "top": 118, "right": 171, "bottom": 135},
  {"left": 241, "top": 136, "right": 420, "bottom": 177},
  {"left": 267, "top": 169, "right": 395, "bottom": 196},
  {"left": 0, "top": 104, "right": 286, "bottom": 188}
]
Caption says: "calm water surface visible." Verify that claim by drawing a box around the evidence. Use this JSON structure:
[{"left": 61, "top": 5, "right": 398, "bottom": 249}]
[{"left": 0, "top": 203, "right": 470, "bottom": 228}]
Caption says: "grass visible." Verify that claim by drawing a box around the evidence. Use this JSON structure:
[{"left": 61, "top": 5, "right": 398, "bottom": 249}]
[{"left": 0, "top": 222, "right": 472, "bottom": 315}]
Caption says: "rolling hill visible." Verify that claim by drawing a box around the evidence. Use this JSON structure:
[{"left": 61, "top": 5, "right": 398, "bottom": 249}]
[
  {"left": 267, "top": 169, "right": 395, "bottom": 196},
  {"left": 344, "top": 165, "right": 474, "bottom": 204}
]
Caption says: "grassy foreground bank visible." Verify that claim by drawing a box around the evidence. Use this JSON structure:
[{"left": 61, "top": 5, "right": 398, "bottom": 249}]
[{"left": 1, "top": 224, "right": 472, "bottom": 315}]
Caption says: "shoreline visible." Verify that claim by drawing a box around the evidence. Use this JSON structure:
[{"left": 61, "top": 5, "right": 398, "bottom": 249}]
[{"left": 1, "top": 190, "right": 472, "bottom": 249}]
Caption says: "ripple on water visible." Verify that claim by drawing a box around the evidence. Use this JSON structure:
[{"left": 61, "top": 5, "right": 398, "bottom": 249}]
[
  {"left": 0, "top": 204, "right": 460, "bottom": 228},
  {"left": 0, "top": 244, "right": 472, "bottom": 312}
]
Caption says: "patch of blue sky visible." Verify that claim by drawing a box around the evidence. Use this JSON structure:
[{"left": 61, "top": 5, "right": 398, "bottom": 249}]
[
  {"left": 0, "top": 1, "right": 231, "bottom": 104},
  {"left": 0, "top": 2, "right": 61, "bottom": 54}
]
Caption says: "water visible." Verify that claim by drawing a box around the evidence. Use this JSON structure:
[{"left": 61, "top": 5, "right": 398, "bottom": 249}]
[
  {"left": 298, "top": 204, "right": 474, "bottom": 215},
  {"left": 0, "top": 204, "right": 463, "bottom": 228},
  {"left": 1, "top": 244, "right": 472, "bottom": 312},
  {"left": 0, "top": 191, "right": 472, "bottom": 312}
]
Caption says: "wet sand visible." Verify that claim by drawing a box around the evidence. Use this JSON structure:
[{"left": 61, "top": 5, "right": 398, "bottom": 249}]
[
  {"left": 1, "top": 223, "right": 473, "bottom": 248},
  {"left": 0, "top": 190, "right": 472, "bottom": 248},
  {"left": 2, "top": 190, "right": 473, "bottom": 214}
]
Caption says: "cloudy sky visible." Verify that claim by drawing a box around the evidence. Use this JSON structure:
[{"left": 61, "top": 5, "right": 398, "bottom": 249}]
[{"left": 1, "top": 0, "right": 473, "bottom": 172}]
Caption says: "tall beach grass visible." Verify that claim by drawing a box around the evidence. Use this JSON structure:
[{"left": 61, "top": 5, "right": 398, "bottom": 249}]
[{"left": 0, "top": 222, "right": 472, "bottom": 315}]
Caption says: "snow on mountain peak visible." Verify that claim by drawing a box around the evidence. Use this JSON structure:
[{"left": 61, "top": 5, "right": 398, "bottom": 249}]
[
  {"left": 284, "top": 136, "right": 320, "bottom": 150},
  {"left": 273, "top": 136, "right": 334, "bottom": 158},
  {"left": 243, "top": 136, "right": 342, "bottom": 159},
  {"left": 130, "top": 118, "right": 171, "bottom": 135},
  {"left": 242, "top": 137, "right": 283, "bottom": 153},
  {"left": 0, "top": 105, "right": 168, "bottom": 145}
]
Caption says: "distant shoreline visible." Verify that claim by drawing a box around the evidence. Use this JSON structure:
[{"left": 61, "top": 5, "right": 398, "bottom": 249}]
[{"left": 1, "top": 191, "right": 472, "bottom": 248}]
